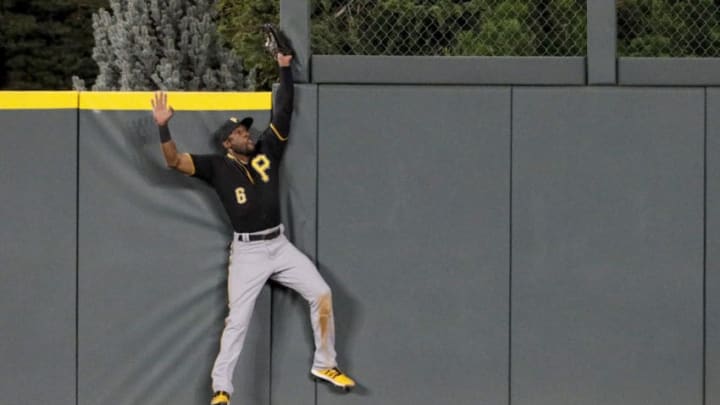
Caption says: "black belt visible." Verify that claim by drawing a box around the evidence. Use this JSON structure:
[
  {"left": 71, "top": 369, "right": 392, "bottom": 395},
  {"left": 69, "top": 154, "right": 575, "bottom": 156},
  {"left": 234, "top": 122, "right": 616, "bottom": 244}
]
[{"left": 238, "top": 228, "right": 281, "bottom": 242}]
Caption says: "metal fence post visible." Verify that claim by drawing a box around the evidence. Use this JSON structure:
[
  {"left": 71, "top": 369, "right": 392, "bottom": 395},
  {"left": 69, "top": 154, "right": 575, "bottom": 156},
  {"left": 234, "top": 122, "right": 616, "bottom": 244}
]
[
  {"left": 280, "top": 0, "right": 311, "bottom": 83},
  {"left": 587, "top": 0, "right": 617, "bottom": 85}
]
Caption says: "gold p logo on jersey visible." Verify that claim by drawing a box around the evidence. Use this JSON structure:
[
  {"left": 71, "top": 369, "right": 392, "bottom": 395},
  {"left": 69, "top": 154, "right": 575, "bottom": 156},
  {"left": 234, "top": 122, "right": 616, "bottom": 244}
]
[{"left": 252, "top": 154, "right": 271, "bottom": 183}]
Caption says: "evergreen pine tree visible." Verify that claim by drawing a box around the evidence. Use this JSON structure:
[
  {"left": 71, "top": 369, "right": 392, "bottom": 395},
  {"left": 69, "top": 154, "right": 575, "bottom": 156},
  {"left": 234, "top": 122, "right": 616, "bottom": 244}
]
[
  {"left": 80, "top": 0, "right": 250, "bottom": 90},
  {"left": 1, "top": 0, "right": 106, "bottom": 89}
]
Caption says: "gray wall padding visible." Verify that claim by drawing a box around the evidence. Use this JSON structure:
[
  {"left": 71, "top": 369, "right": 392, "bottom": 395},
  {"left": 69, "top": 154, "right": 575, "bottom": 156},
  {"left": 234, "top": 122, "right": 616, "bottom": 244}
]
[
  {"left": 587, "top": 1, "right": 617, "bottom": 84},
  {"left": 708, "top": 88, "right": 720, "bottom": 405},
  {"left": 619, "top": 58, "right": 720, "bottom": 86},
  {"left": 272, "top": 85, "right": 319, "bottom": 405},
  {"left": 316, "top": 85, "right": 511, "bottom": 405},
  {"left": 312, "top": 56, "right": 586, "bottom": 85},
  {"left": 1, "top": 84, "right": 714, "bottom": 405},
  {"left": 0, "top": 110, "right": 77, "bottom": 405},
  {"left": 78, "top": 109, "right": 272, "bottom": 405},
  {"left": 512, "top": 88, "right": 704, "bottom": 405}
]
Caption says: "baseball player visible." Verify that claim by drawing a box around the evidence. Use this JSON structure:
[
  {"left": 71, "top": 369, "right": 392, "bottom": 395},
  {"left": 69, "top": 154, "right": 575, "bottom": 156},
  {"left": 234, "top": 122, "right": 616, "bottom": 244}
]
[{"left": 150, "top": 51, "right": 355, "bottom": 405}]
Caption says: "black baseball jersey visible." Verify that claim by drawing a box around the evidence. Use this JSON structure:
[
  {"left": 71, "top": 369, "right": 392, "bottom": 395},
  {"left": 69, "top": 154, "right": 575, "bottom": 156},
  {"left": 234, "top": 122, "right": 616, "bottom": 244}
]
[
  {"left": 186, "top": 67, "right": 294, "bottom": 233},
  {"left": 188, "top": 124, "right": 288, "bottom": 233}
]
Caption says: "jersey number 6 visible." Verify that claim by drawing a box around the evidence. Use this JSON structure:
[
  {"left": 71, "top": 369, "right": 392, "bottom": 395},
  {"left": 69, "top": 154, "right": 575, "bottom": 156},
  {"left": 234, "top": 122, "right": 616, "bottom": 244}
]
[{"left": 235, "top": 187, "right": 247, "bottom": 204}]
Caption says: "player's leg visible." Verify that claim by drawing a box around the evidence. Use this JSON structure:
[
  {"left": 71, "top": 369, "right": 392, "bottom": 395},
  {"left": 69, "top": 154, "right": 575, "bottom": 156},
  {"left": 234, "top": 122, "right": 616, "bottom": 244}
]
[
  {"left": 269, "top": 235, "right": 355, "bottom": 388},
  {"left": 211, "top": 240, "right": 273, "bottom": 398}
]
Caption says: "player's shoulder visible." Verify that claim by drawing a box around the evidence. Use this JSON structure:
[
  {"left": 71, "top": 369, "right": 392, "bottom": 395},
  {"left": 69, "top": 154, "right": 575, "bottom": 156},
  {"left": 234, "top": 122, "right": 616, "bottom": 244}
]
[
  {"left": 190, "top": 152, "right": 225, "bottom": 161},
  {"left": 187, "top": 153, "right": 227, "bottom": 173}
]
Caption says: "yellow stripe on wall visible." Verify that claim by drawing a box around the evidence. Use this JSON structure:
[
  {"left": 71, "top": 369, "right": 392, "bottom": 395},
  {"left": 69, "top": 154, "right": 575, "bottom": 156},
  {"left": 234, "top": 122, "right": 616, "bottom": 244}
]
[
  {"left": 80, "top": 91, "right": 271, "bottom": 111},
  {"left": 0, "top": 91, "right": 271, "bottom": 110},
  {"left": 0, "top": 91, "right": 79, "bottom": 109}
]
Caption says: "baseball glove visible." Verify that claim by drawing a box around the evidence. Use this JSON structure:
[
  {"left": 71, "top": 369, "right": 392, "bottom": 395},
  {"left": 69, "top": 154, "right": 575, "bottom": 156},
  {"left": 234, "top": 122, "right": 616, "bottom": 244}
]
[{"left": 261, "top": 23, "right": 295, "bottom": 57}]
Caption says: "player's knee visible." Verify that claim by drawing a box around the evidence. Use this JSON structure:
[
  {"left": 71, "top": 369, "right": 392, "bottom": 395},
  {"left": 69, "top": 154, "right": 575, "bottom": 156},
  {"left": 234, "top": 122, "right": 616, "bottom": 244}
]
[
  {"left": 319, "top": 285, "right": 332, "bottom": 301},
  {"left": 319, "top": 292, "right": 332, "bottom": 313},
  {"left": 311, "top": 285, "right": 332, "bottom": 306}
]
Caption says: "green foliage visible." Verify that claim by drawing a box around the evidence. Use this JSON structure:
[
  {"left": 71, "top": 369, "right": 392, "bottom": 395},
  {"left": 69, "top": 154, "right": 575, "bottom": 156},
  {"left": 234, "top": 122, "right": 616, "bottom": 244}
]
[
  {"left": 215, "top": 0, "right": 586, "bottom": 88},
  {"left": 542, "top": 0, "right": 587, "bottom": 56},
  {"left": 215, "top": 0, "right": 278, "bottom": 90},
  {"left": 454, "top": 1, "right": 536, "bottom": 56},
  {"left": 6, "top": 0, "right": 718, "bottom": 90},
  {"left": 0, "top": 0, "right": 107, "bottom": 89},
  {"left": 310, "top": 0, "right": 586, "bottom": 56},
  {"left": 618, "top": 0, "right": 720, "bottom": 57}
]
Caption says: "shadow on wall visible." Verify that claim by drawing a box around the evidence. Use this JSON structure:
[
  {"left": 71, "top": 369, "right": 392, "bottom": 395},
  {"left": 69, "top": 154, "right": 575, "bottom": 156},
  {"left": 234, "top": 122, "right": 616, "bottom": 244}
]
[
  {"left": 125, "top": 115, "right": 231, "bottom": 226},
  {"left": 317, "top": 262, "right": 370, "bottom": 396},
  {"left": 122, "top": 116, "right": 235, "bottom": 399},
  {"left": 124, "top": 117, "right": 203, "bottom": 186}
]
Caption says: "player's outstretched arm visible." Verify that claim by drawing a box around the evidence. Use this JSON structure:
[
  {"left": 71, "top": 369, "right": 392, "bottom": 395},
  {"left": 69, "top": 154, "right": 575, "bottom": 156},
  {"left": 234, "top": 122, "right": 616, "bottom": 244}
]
[
  {"left": 270, "top": 53, "right": 294, "bottom": 138},
  {"left": 151, "top": 91, "right": 194, "bottom": 175}
]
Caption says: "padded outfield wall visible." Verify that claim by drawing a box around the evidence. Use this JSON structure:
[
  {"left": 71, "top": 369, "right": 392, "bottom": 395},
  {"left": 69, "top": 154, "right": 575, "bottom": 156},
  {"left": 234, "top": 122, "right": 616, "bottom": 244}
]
[{"left": 0, "top": 84, "right": 716, "bottom": 405}]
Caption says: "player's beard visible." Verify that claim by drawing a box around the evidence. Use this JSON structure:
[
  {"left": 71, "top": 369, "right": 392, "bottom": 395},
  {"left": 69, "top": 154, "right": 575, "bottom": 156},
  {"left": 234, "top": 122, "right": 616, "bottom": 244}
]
[{"left": 232, "top": 141, "right": 255, "bottom": 155}]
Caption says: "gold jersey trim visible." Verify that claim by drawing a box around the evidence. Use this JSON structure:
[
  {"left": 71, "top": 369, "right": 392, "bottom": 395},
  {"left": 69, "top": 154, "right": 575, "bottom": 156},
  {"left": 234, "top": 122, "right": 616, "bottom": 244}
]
[
  {"left": 269, "top": 123, "right": 288, "bottom": 141},
  {"left": 226, "top": 153, "right": 255, "bottom": 184}
]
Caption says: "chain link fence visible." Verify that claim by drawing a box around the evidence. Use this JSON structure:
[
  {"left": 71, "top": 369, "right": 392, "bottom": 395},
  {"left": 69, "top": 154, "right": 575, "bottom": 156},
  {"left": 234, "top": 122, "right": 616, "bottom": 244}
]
[
  {"left": 618, "top": 0, "right": 720, "bottom": 57},
  {"left": 311, "top": 0, "right": 586, "bottom": 56}
]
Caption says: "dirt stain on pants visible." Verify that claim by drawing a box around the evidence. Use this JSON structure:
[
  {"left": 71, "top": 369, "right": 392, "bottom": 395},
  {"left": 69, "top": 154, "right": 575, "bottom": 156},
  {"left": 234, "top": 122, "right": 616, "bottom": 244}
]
[{"left": 318, "top": 293, "right": 332, "bottom": 344}]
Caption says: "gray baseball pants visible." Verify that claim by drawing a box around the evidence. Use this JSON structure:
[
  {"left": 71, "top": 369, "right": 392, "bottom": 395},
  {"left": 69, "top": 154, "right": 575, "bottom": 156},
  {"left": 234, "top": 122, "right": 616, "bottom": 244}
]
[{"left": 211, "top": 225, "right": 337, "bottom": 395}]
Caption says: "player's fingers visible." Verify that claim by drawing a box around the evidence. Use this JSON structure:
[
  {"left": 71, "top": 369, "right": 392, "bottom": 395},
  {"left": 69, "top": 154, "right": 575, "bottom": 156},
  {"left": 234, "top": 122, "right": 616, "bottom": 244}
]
[{"left": 151, "top": 98, "right": 156, "bottom": 108}]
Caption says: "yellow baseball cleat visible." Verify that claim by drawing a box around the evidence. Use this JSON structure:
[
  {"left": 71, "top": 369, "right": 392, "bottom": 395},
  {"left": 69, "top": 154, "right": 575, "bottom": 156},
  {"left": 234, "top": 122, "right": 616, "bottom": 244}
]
[
  {"left": 311, "top": 367, "right": 356, "bottom": 390},
  {"left": 211, "top": 391, "right": 230, "bottom": 405}
]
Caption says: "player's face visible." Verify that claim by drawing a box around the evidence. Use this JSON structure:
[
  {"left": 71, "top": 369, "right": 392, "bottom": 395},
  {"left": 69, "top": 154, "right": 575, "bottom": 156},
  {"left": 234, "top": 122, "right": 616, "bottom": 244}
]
[{"left": 225, "top": 126, "right": 255, "bottom": 155}]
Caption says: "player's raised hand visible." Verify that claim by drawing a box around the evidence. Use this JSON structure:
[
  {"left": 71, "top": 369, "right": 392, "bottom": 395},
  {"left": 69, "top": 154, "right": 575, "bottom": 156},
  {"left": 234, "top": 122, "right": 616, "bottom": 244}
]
[{"left": 151, "top": 91, "right": 174, "bottom": 126}]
